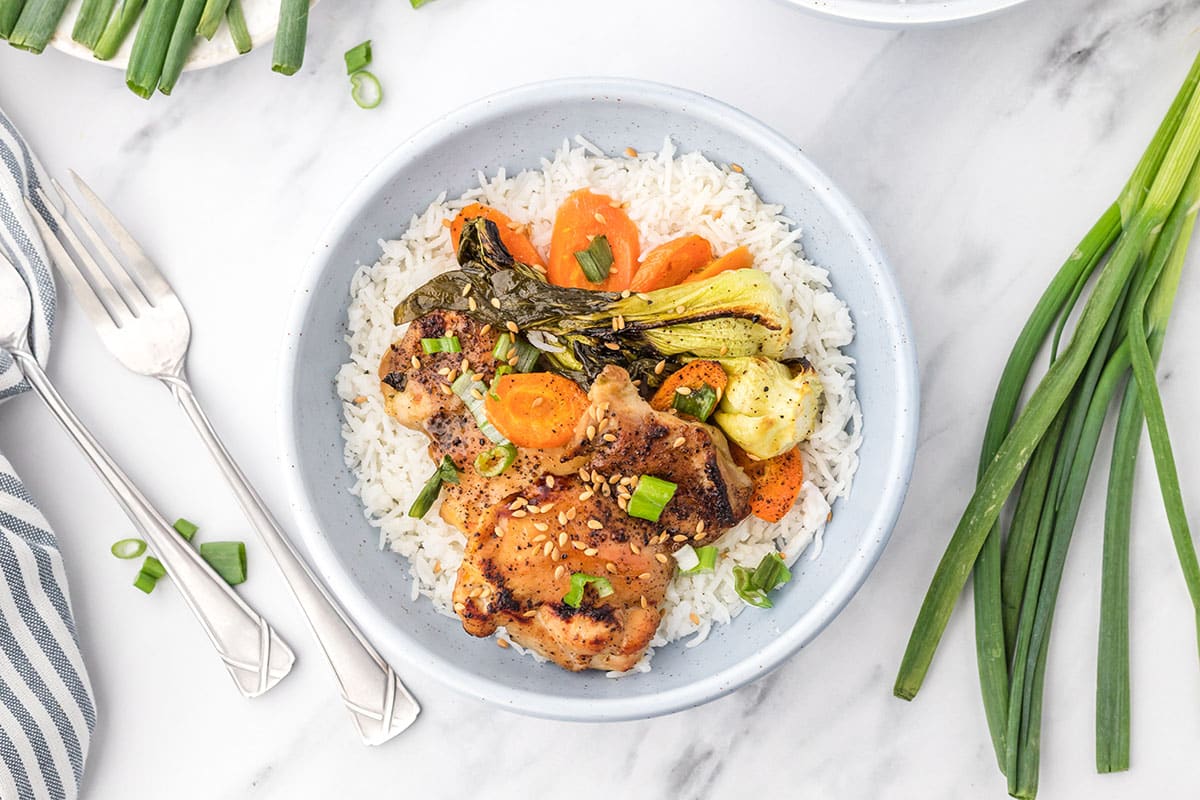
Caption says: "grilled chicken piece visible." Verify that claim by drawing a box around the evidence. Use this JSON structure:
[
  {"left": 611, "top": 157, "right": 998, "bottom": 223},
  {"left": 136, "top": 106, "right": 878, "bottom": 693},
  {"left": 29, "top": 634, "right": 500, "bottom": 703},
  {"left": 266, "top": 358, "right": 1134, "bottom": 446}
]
[{"left": 379, "top": 310, "right": 585, "bottom": 534}]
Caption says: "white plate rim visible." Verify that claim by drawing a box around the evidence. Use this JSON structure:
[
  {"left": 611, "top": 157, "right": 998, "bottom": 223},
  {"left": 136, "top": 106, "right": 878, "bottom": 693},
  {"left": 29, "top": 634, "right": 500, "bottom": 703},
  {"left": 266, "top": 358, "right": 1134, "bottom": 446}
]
[{"left": 776, "top": 0, "right": 1034, "bottom": 26}]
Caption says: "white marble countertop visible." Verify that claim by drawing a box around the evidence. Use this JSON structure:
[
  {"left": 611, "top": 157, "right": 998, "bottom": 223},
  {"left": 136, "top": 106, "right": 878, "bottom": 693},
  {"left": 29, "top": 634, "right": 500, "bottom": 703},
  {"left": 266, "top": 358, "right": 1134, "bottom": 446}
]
[{"left": 2, "top": 0, "right": 1200, "bottom": 797}]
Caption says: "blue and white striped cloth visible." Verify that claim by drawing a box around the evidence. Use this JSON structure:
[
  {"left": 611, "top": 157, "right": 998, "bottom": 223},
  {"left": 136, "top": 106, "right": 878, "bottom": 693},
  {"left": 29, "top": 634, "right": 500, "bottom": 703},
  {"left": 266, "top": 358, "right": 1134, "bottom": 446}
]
[{"left": 0, "top": 107, "right": 96, "bottom": 800}]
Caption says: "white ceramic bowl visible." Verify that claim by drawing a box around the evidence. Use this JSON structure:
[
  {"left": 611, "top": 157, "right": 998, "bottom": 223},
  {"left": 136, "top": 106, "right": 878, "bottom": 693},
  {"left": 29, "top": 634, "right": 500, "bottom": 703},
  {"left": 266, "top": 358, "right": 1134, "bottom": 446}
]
[
  {"left": 280, "top": 78, "right": 918, "bottom": 721},
  {"left": 780, "top": 0, "right": 1034, "bottom": 27}
]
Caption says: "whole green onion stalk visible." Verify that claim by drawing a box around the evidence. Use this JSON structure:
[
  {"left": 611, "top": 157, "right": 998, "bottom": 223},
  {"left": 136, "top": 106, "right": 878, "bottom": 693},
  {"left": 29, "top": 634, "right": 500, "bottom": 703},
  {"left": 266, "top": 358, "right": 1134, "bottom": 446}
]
[
  {"left": 93, "top": 0, "right": 146, "bottom": 61},
  {"left": 7, "top": 0, "right": 69, "bottom": 53},
  {"left": 194, "top": 0, "right": 229, "bottom": 39},
  {"left": 271, "top": 0, "right": 307, "bottom": 75},
  {"left": 224, "top": 0, "right": 250, "bottom": 53},
  {"left": 0, "top": 0, "right": 27, "bottom": 40},
  {"left": 157, "top": 0, "right": 204, "bottom": 95},
  {"left": 125, "top": 0, "right": 182, "bottom": 98},
  {"left": 71, "top": 0, "right": 116, "bottom": 49}
]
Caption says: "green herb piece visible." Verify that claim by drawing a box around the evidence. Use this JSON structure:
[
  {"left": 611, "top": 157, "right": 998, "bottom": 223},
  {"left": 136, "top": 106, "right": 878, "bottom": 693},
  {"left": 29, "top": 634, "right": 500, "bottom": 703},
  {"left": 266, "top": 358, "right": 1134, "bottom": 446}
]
[
  {"left": 125, "top": 0, "right": 183, "bottom": 99},
  {"left": 676, "top": 544, "right": 718, "bottom": 574},
  {"left": 173, "top": 517, "right": 198, "bottom": 542},
  {"left": 133, "top": 570, "right": 159, "bottom": 594},
  {"left": 420, "top": 335, "right": 461, "bottom": 354},
  {"left": 350, "top": 70, "right": 382, "bottom": 110},
  {"left": 7, "top": 0, "right": 69, "bottom": 52},
  {"left": 733, "top": 552, "right": 791, "bottom": 608},
  {"left": 199, "top": 541, "right": 247, "bottom": 585},
  {"left": 271, "top": 0, "right": 307, "bottom": 75},
  {"left": 408, "top": 456, "right": 459, "bottom": 519},
  {"left": 511, "top": 336, "right": 540, "bottom": 373},
  {"left": 71, "top": 0, "right": 117, "bottom": 49},
  {"left": 562, "top": 573, "right": 614, "bottom": 609},
  {"left": 672, "top": 383, "right": 718, "bottom": 421},
  {"left": 344, "top": 39, "right": 371, "bottom": 74},
  {"left": 93, "top": 0, "right": 145, "bottom": 60},
  {"left": 492, "top": 333, "right": 512, "bottom": 360},
  {"left": 224, "top": 0, "right": 250, "bottom": 53},
  {"left": 141, "top": 555, "right": 166, "bottom": 579},
  {"left": 451, "top": 373, "right": 509, "bottom": 444},
  {"left": 194, "top": 0, "right": 229, "bottom": 39},
  {"left": 111, "top": 538, "right": 147, "bottom": 559},
  {"left": 574, "top": 235, "right": 613, "bottom": 284},
  {"left": 475, "top": 443, "right": 517, "bottom": 477},
  {"left": 626, "top": 475, "right": 677, "bottom": 523}
]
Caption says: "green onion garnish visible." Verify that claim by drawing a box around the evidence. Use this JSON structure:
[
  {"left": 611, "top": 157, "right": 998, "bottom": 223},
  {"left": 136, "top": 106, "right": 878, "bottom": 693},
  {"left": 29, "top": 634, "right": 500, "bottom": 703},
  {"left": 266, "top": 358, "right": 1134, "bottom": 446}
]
[
  {"left": 111, "top": 538, "right": 146, "bottom": 559},
  {"left": 512, "top": 336, "right": 541, "bottom": 373},
  {"left": 350, "top": 70, "right": 383, "bottom": 110},
  {"left": 574, "top": 235, "right": 613, "bottom": 284},
  {"left": 733, "top": 552, "right": 792, "bottom": 608},
  {"left": 421, "top": 335, "right": 461, "bottom": 354},
  {"left": 562, "top": 572, "right": 615, "bottom": 609},
  {"left": 199, "top": 541, "right": 247, "bottom": 586},
  {"left": 344, "top": 39, "right": 371, "bottom": 74},
  {"left": 627, "top": 475, "right": 678, "bottom": 523},
  {"left": 173, "top": 517, "right": 198, "bottom": 542},
  {"left": 451, "top": 372, "right": 509, "bottom": 444},
  {"left": 408, "top": 455, "right": 459, "bottom": 519},
  {"left": 492, "top": 333, "right": 512, "bottom": 360},
  {"left": 673, "top": 383, "right": 719, "bottom": 421},
  {"left": 475, "top": 443, "right": 518, "bottom": 477},
  {"left": 676, "top": 544, "right": 718, "bottom": 574},
  {"left": 133, "top": 571, "right": 158, "bottom": 594}
]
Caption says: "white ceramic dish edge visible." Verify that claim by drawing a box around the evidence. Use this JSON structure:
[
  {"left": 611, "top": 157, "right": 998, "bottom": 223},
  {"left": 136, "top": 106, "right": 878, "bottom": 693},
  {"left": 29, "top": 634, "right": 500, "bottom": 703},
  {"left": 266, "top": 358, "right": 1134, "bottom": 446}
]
[{"left": 777, "top": 0, "right": 1033, "bottom": 27}]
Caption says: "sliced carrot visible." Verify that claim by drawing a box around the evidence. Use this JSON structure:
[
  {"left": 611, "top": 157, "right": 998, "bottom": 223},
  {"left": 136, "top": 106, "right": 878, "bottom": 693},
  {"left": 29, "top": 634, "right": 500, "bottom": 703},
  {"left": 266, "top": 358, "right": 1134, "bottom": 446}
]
[
  {"left": 732, "top": 445, "right": 805, "bottom": 523},
  {"left": 683, "top": 245, "right": 754, "bottom": 284},
  {"left": 628, "top": 235, "right": 714, "bottom": 292},
  {"left": 485, "top": 373, "right": 589, "bottom": 449},
  {"left": 450, "top": 203, "right": 545, "bottom": 267},
  {"left": 649, "top": 360, "right": 729, "bottom": 413},
  {"left": 547, "top": 189, "right": 640, "bottom": 291}
]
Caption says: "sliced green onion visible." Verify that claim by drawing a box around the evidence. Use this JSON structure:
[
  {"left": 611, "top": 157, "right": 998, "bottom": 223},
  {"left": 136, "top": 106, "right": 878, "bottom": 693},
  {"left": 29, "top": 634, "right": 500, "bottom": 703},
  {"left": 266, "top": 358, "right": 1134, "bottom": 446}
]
[
  {"left": 492, "top": 333, "right": 512, "bottom": 360},
  {"left": 562, "top": 573, "right": 614, "bottom": 609},
  {"left": 224, "top": 0, "right": 250, "bottom": 53},
  {"left": 733, "top": 552, "right": 791, "bottom": 608},
  {"left": 673, "top": 383, "right": 718, "bottom": 421},
  {"left": 475, "top": 443, "right": 517, "bottom": 477},
  {"left": 574, "top": 235, "right": 613, "bottom": 284},
  {"left": 451, "top": 373, "right": 508, "bottom": 444},
  {"left": 173, "top": 517, "right": 198, "bottom": 542},
  {"left": 133, "top": 570, "right": 159, "bottom": 594},
  {"left": 420, "top": 335, "right": 461, "bottom": 354},
  {"left": 675, "top": 544, "right": 718, "bottom": 574},
  {"left": 71, "top": 0, "right": 117, "bottom": 49},
  {"left": 409, "top": 0, "right": 433, "bottom": 7},
  {"left": 694, "top": 545, "right": 718, "bottom": 573},
  {"left": 626, "top": 475, "right": 677, "bottom": 522},
  {"left": 350, "top": 70, "right": 383, "bottom": 110},
  {"left": 271, "top": 0, "right": 307, "bottom": 75},
  {"left": 199, "top": 541, "right": 247, "bottom": 586},
  {"left": 93, "top": 0, "right": 145, "bottom": 60},
  {"left": 141, "top": 555, "right": 166, "bottom": 579},
  {"left": 344, "top": 39, "right": 371, "bottom": 74},
  {"left": 511, "top": 336, "right": 541, "bottom": 372},
  {"left": 408, "top": 456, "right": 458, "bottom": 519},
  {"left": 111, "top": 538, "right": 147, "bottom": 559}
]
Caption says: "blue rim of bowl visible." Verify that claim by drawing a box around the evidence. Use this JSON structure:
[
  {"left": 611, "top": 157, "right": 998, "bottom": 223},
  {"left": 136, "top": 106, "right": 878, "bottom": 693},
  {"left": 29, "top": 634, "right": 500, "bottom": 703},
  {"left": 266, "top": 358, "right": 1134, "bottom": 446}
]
[
  {"left": 278, "top": 77, "right": 919, "bottom": 722},
  {"left": 776, "top": 0, "right": 1031, "bottom": 26}
]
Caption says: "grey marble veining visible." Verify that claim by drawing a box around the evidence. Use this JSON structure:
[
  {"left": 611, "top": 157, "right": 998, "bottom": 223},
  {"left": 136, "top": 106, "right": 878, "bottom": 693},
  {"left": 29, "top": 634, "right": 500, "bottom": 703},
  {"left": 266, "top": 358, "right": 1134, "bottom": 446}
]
[{"left": 1, "top": 0, "right": 1199, "bottom": 797}]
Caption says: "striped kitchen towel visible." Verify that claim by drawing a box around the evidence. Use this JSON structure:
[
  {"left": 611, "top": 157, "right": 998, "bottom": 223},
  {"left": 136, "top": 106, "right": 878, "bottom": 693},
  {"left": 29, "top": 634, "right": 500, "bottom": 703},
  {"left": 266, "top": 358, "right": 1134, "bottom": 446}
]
[{"left": 0, "top": 106, "right": 97, "bottom": 800}]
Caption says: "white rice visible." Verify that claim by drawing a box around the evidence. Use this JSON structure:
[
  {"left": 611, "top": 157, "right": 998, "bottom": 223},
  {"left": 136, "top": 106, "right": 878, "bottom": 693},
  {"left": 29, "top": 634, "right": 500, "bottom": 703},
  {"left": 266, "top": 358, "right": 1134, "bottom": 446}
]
[{"left": 335, "top": 136, "right": 863, "bottom": 674}]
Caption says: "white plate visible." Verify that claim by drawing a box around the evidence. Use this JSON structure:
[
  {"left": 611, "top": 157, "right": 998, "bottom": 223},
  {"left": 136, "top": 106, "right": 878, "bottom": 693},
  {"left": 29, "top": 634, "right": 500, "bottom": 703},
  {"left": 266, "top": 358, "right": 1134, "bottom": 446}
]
[
  {"left": 780, "top": 0, "right": 1034, "bottom": 27},
  {"left": 48, "top": 0, "right": 315, "bottom": 71}
]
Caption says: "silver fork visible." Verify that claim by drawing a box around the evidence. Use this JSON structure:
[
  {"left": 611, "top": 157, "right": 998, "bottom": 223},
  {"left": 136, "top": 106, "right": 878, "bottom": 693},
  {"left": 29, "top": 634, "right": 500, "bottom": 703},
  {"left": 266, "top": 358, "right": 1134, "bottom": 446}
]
[
  {"left": 0, "top": 249, "right": 294, "bottom": 699},
  {"left": 31, "top": 174, "right": 420, "bottom": 745}
]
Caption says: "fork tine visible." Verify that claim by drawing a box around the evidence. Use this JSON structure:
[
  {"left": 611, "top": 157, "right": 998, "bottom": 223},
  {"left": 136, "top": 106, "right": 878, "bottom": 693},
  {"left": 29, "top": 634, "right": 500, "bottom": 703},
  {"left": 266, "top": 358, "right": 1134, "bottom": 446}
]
[
  {"left": 24, "top": 197, "right": 120, "bottom": 335},
  {"left": 52, "top": 178, "right": 156, "bottom": 317},
  {"left": 69, "top": 171, "right": 173, "bottom": 299}
]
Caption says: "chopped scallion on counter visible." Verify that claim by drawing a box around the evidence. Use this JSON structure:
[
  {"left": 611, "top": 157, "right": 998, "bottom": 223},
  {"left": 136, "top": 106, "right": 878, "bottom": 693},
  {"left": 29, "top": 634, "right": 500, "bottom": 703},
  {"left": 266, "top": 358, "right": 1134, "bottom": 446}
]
[
  {"left": 141, "top": 555, "right": 166, "bottom": 579},
  {"left": 562, "top": 572, "right": 614, "bottom": 609},
  {"left": 673, "top": 383, "right": 718, "bottom": 421},
  {"left": 733, "top": 552, "right": 791, "bottom": 608},
  {"left": 627, "top": 475, "right": 677, "bottom": 522},
  {"left": 475, "top": 443, "right": 517, "bottom": 477},
  {"left": 133, "top": 571, "right": 158, "bottom": 594},
  {"left": 420, "top": 335, "right": 461, "bottom": 354},
  {"left": 408, "top": 456, "right": 459, "bottom": 519},
  {"left": 574, "top": 235, "right": 613, "bottom": 283},
  {"left": 344, "top": 39, "right": 371, "bottom": 74},
  {"left": 200, "top": 541, "right": 247, "bottom": 585},
  {"left": 173, "top": 517, "right": 198, "bottom": 542},
  {"left": 350, "top": 70, "right": 383, "bottom": 110},
  {"left": 110, "top": 538, "right": 147, "bottom": 560}
]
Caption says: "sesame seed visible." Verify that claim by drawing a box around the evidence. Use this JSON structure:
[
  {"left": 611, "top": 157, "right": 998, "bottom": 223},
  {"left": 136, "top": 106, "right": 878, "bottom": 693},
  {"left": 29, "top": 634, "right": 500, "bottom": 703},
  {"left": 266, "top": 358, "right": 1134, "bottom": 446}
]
[
  {"left": 620, "top": 290, "right": 631, "bottom": 299},
  {"left": 695, "top": 531, "right": 708, "bottom": 541},
  {"left": 587, "top": 519, "right": 603, "bottom": 530},
  {"left": 439, "top": 384, "right": 452, "bottom": 396},
  {"left": 604, "top": 342, "right": 621, "bottom": 351},
  {"left": 471, "top": 372, "right": 484, "bottom": 382},
  {"left": 523, "top": 609, "right": 538, "bottom": 618},
  {"left": 565, "top": 508, "right": 577, "bottom": 521},
  {"left": 689, "top": 613, "right": 700, "bottom": 625},
  {"left": 469, "top": 587, "right": 482, "bottom": 598},
  {"left": 468, "top": 297, "right": 478, "bottom": 312},
  {"left": 586, "top": 425, "right": 597, "bottom": 440},
  {"left": 672, "top": 534, "right": 687, "bottom": 543},
  {"left": 490, "top": 297, "right": 502, "bottom": 309},
  {"left": 543, "top": 542, "right": 553, "bottom": 557},
  {"left": 437, "top": 366, "right": 451, "bottom": 376},
  {"left": 496, "top": 638, "right": 511, "bottom": 650},
  {"left": 572, "top": 541, "right": 587, "bottom": 551},
  {"left": 552, "top": 547, "right": 562, "bottom": 559},
  {"left": 672, "top": 436, "right": 687, "bottom": 449},
  {"left": 554, "top": 565, "right": 566, "bottom": 580},
  {"left": 558, "top": 532, "right": 568, "bottom": 548},
  {"left": 719, "top": 344, "right": 729, "bottom": 355},
  {"left": 618, "top": 498, "right": 627, "bottom": 511},
  {"left": 578, "top": 491, "right": 593, "bottom": 502},
  {"left": 596, "top": 417, "right": 609, "bottom": 432},
  {"left": 531, "top": 533, "right": 548, "bottom": 543},
  {"left": 609, "top": 474, "right": 621, "bottom": 485},
  {"left": 601, "top": 484, "right": 612, "bottom": 497},
  {"left": 470, "top": 388, "right": 484, "bottom": 401},
  {"left": 460, "top": 357, "right": 470, "bottom": 373},
  {"left": 508, "top": 355, "right": 520, "bottom": 366},
  {"left": 511, "top": 510, "right": 527, "bottom": 518},
  {"left": 602, "top": 433, "right": 617, "bottom": 443},
  {"left": 546, "top": 475, "right": 555, "bottom": 488},
  {"left": 506, "top": 321, "right": 519, "bottom": 333},
  {"left": 605, "top": 562, "right": 617, "bottom": 574},
  {"left": 533, "top": 522, "right": 549, "bottom": 532},
  {"left": 696, "top": 520, "right": 706, "bottom": 534},
  {"left": 432, "top": 560, "right": 442, "bottom": 574},
  {"left": 654, "top": 360, "right": 666, "bottom": 375},
  {"left": 637, "top": 572, "right": 652, "bottom": 580},
  {"left": 624, "top": 147, "right": 638, "bottom": 157},
  {"left": 676, "top": 386, "right": 692, "bottom": 396},
  {"left": 637, "top": 293, "right": 652, "bottom": 302},
  {"left": 353, "top": 395, "right": 367, "bottom": 405},
  {"left": 640, "top": 595, "right": 648, "bottom": 609},
  {"left": 630, "top": 542, "right": 640, "bottom": 554},
  {"left": 494, "top": 527, "right": 504, "bottom": 538},
  {"left": 454, "top": 601, "right": 466, "bottom": 612},
  {"left": 584, "top": 548, "right": 598, "bottom": 557},
  {"left": 612, "top": 317, "right": 620, "bottom": 332},
  {"left": 410, "top": 355, "right": 421, "bottom": 369},
  {"left": 507, "top": 220, "right": 522, "bottom": 230},
  {"left": 594, "top": 212, "right": 607, "bottom": 224},
  {"left": 480, "top": 324, "right": 492, "bottom": 336},
  {"left": 532, "top": 263, "right": 548, "bottom": 274},
  {"left": 442, "top": 219, "right": 453, "bottom": 229},
  {"left": 531, "top": 396, "right": 544, "bottom": 408},
  {"left": 511, "top": 497, "right": 528, "bottom": 509},
  {"left": 655, "top": 553, "right": 669, "bottom": 564},
  {"left": 675, "top": 305, "right": 686, "bottom": 314},
  {"left": 730, "top": 163, "right": 744, "bottom": 173}
]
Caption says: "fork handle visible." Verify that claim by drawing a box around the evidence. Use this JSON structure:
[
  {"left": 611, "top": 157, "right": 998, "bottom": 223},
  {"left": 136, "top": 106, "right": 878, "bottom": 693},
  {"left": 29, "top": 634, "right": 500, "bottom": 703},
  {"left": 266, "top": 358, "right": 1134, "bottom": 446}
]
[
  {"left": 9, "top": 349, "right": 295, "bottom": 697},
  {"left": 163, "top": 373, "right": 419, "bottom": 745}
]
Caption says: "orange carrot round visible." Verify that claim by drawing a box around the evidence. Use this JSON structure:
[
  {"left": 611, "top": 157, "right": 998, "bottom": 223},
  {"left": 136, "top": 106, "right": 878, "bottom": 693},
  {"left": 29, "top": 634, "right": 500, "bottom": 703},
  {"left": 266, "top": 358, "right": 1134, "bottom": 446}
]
[
  {"left": 485, "top": 373, "right": 589, "bottom": 449},
  {"left": 450, "top": 203, "right": 545, "bottom": 267},
  {"left": 732, "top": 445, "right": 805, "bottom": 523},
  {"left": 547, "top": 189, "right": 640, "bottom": 291},
  {"left": 650, "top": 360, "right": 729, "bottom": 413},
  {"left": 683, "top": 245, "right": 754, "bottom": 284},
  {"left": 628, "top": 235, "right": 714, "bottom": 292}
]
